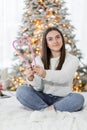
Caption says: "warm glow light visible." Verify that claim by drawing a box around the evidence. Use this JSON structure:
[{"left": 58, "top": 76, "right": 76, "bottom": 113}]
[
  {"left": 67, "top": 39, "right": 72, "bottom": 44},
  {"left": 76, "top": 76, "right": 80, "bottom": 80},
  {"left": 34, "top": 19, "right": 44, "bottom": 30},
  {"left": 19, "top": 66, "right": 25, "bottom": 72},
  {"left": 54, "top": 16, "right": 61, "bottom": 22},
  {"left": 23, "top": 27, "right": 28, "bottom": 32}
]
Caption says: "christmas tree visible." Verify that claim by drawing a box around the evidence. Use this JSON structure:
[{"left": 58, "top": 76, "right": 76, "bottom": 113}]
[{"left": 8, "top": 0, "right": 87, "bottom": 91}]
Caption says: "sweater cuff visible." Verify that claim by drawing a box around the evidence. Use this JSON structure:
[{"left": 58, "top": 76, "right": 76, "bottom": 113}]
[{"left": 43, "top": 70, "right": 50, "bottom": 81}]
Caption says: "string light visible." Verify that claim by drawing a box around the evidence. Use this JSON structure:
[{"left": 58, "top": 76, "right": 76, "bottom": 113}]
[
  {"left": 23, "top": 27, "right": 28, "bottom": 33},
  {"left": 67, "top": 39, "right": 72, "bottom": 44}
]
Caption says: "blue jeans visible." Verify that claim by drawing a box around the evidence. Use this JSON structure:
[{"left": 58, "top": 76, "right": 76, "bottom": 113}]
[{"left": 16, "top": 85, "right": 84, "bottom": 112}]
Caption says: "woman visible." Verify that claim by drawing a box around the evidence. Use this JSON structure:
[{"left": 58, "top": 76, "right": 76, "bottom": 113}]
[{"left": 16, "top": 27, "right": 84, "bottom": 112}]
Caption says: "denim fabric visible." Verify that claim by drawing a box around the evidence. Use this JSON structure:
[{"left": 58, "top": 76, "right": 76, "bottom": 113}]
[{"left": 16, "top": 85, "right": 84, "bottom": 112}]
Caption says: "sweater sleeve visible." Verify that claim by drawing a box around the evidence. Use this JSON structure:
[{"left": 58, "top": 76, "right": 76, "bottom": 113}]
[{"left": 44, "top": 55, "right": 79, "bottom": 84}]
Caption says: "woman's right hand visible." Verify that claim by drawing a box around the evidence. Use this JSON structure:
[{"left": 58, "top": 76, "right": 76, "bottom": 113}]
[{"left": 24, "top": 66, "right": 34, "bottom": 81}]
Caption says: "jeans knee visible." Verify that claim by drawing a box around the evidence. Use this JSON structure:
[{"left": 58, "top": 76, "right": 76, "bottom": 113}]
[
  {"left": 16, "top": 85, "right": 47, "bottom": 110},
  {"left": 72, "top": 93, "right": 84, "bottom": 108},
  {"left": 16, "top": 85, "right": 33, "bottom": 99}
]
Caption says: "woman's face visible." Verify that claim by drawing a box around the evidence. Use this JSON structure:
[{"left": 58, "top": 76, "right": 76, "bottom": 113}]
[{"left": 46, "top": 30, "right": 63, "bottom": 56}]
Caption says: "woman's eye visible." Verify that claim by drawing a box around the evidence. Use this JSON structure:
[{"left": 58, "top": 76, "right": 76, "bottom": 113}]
[{"left": 48, "top": 38, "right": 52, "bottom": 41}]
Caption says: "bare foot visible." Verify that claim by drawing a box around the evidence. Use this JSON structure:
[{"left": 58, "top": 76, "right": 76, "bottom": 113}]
[{"left": 48, "top": 105, "right": 54, "bottom": 110}]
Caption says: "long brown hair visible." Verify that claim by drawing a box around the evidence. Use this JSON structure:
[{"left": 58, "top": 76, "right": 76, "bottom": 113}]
[{"left": 41, "top": 27, "right": 66, "bottom": 70}]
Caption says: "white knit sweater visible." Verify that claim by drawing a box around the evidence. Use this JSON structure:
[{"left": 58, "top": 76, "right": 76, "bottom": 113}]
[{"left": 28, "top": 53, "right": 79, "bottom": 96}]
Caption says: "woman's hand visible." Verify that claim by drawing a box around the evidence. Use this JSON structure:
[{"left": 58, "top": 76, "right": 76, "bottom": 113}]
[
  {"left": 24, "top": 66, "right": 34, "bottom": 81},
  {"left": 33, "top": 65, "right": 46, "bottom": 78}
]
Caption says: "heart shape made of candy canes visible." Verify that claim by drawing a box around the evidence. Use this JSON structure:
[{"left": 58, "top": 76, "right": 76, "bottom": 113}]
[{"left": 12, "top": 36, "right": 36, "bottom": 66}]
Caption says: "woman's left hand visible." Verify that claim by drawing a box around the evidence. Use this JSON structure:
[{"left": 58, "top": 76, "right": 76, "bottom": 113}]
[{"left": 33, "top": 65, "right": 46, "bottom": 78}]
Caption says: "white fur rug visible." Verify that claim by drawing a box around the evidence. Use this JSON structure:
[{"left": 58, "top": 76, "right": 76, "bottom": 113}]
[{"left": 0, "top": 91, "right": 87, "bottom": 130}]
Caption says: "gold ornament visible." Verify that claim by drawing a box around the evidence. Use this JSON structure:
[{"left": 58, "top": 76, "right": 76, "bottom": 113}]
[
  {"left": 46, "top": 11, "right": 52, "bottom": 18},
  {"left": 55, "top": 0, "right": 61, "bottom": 6},
  {"left": 73, "top": 84, "right": 77, "bottom": 91},
  {"left": 10, "top": 86, "right": 16, "bottom": 91},
  {"left": 38, "top": 0, "right": 46, "bottom": 6},
  {"left": 46, "top": 11, "right": 56, "bottom": 18},
  {"left": 54, "top": 16, "right": 61, "bottom": 22}
]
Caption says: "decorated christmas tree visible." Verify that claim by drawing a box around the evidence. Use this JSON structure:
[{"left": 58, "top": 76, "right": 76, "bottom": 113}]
[{"left": 8, "top": 0, "right": 87, "bottom": 91}]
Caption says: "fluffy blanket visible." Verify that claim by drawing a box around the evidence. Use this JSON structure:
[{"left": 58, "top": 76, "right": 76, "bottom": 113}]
[{"left": 0, "top": 91, "right": 87, "bottom": 130}]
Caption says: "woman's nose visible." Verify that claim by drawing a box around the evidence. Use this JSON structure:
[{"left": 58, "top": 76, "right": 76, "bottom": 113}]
[{"left": 53, "top": 38, "right": 57, "bottom": 43}]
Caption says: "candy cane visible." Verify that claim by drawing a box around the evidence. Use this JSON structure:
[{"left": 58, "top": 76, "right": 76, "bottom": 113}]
[
  {"left": 12, "top": 36, "right": 36, "bottom": 66},
  {"left": 22, "top": 36, "right": 36, "bottom": 65}
]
